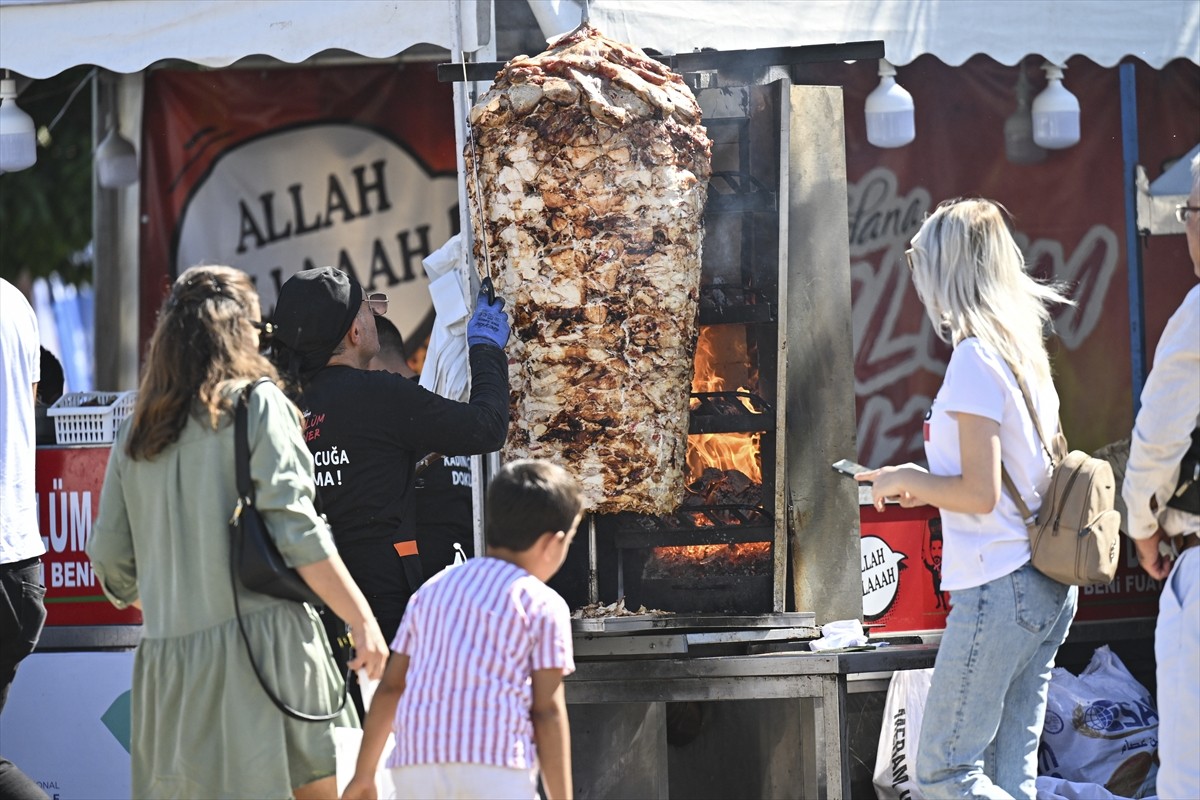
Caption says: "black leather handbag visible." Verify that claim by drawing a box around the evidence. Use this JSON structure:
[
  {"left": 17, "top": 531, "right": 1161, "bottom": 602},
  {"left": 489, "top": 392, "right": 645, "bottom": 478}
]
[
  {"left": 229, "top": 379, "right": 347, "bottom": 723},
  {"left": 231, "top": 379, "right": 322, "bottom": 606}
]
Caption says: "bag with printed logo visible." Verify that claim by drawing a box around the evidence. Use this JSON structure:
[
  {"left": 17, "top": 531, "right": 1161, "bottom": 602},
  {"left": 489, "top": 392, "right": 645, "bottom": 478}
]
[
  {"left": 1037, "top": 646, "right": 1158, "bottom": 799},
  {"left": 1000, "top": 368, "right": 1121, "bottom": 587},
  {"left": 873, "top": 668, "right": 933, "bottom": 800}
]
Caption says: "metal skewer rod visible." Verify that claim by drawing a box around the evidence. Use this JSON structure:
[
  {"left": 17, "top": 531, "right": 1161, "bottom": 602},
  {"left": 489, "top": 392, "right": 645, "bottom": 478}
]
[{"left": 587, "top": 514, "right": 598, "bottom": 605}]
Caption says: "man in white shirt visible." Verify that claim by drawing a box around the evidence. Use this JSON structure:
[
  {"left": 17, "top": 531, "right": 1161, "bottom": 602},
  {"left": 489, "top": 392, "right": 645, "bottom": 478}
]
[
  {"left": 1121, "top": 153, "right": 1200, "bottom": 799},
  {"left": 0, "top": 278, "right": 50, "bottom": 799}
]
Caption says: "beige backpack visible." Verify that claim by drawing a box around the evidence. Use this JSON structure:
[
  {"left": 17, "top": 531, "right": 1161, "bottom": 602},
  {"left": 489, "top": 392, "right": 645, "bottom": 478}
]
[{"left": 1000, "top": 371, "right": 1121, "bottom": 587}]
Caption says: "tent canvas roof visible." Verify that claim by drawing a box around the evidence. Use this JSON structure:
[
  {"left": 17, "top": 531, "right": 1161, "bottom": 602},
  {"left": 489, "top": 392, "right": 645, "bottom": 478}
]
[
  {"left": 0, "top": 0, "right": 489, "bottom": 78},
  {"left": 574, "top": 0, "right": 1199, "bottom": 68},
  {"left": 2, "top": 0, "right": 1196, "bottom": 80}
]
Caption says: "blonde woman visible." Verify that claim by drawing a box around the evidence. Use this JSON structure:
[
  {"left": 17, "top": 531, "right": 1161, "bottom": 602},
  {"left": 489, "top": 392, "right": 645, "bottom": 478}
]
[
  {"left": 87, "top": 265, "right": 388, "bottom": 799},
  {"left": 857, "top": 199, "right": 1077, "bottom": 799}
]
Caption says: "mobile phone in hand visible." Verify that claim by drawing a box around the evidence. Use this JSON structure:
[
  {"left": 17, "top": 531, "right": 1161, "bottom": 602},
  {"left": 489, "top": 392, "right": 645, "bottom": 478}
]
[{"left": 832, "top": 459, "right": 870, "bottom": 482}]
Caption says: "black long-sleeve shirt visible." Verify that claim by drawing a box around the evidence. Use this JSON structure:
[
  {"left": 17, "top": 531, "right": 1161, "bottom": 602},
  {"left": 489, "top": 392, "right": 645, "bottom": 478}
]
[{"left": 297, "top": 343, "right": 508, "bottom": 617}]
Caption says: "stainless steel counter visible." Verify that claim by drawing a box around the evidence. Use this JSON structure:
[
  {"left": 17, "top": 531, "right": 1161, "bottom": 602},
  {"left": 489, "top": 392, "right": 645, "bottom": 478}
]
[{"left": 564, "top": 644, "right": 939, "bottom": 799}]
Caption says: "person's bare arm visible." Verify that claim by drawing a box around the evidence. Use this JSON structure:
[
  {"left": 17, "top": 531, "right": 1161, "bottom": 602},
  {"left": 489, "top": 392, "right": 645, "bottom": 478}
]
[
  {"left": 531, "top": 668, "right": 572, "bottom": 800},
  {"left": 858, "top": 412, "right": 1002, "bottom": 514},
  {"left": 342, "top": 653, "right": 409, "bottom": 800},
  {"left": 296, "top": 556, "right": 388, "bottom": 679}
]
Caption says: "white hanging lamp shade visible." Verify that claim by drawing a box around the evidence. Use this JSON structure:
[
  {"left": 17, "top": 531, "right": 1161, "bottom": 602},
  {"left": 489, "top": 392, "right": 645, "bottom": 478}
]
[
  {"left": 864, "top": 59, "right": 915, "bottom": 149},
  {"left": 1031, "top": 62, "right": 1080, "bottom": 150},
  {"left": 0, "top": 78, "right": 37, "bottom": 172},
  {"left": 96, "top": 124, "right": 138, "bottom": 188},
  {"left": 1004, "top": 69, "right": 1047, "bottom": 165}
]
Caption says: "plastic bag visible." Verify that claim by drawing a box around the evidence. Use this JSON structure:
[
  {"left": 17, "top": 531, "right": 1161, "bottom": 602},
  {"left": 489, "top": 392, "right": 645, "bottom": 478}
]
[
  {"left": 874, "top": 667, "right": 934, "bottom": 799},
  {"left": 334, "top": 670, "right": 398, "bottom": 798},
  {"left": 1038, "top": 646, "right": 1158, "bottom": 799}
]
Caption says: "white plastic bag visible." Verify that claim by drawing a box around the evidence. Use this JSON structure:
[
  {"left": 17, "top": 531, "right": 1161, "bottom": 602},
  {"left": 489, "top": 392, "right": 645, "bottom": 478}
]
[
  {"left": 873, "top": 667, "right": 934, "bottom": 800},
  {"left": 1038, "top": 646, "right": 1158, "bottom": 799},
  {"left": 334, "top": 670, "right": 398, "bottom": 798}
]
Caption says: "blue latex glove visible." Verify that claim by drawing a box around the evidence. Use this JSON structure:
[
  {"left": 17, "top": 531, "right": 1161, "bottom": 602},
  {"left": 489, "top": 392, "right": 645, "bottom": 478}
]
[{"left": 467, "top": 285, "right": 510, "bottom": 348}]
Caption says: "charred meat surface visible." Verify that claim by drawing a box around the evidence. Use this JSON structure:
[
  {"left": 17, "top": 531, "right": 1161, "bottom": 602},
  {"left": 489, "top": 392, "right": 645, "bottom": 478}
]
[{"left": 467, "top": 24, "right": 712, "bottom": 514}]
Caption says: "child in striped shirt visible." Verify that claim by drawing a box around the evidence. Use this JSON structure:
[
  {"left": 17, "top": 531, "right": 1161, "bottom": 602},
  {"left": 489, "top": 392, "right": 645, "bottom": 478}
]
[{"left": 344, "top": 459, "right": 584, "bottom": 800}]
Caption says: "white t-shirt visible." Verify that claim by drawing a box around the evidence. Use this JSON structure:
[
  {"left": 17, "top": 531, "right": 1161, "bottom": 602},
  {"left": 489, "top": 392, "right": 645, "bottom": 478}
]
[
  {"left": 925, "top": 338, "right": 1058, "bottom": 591},
  {"left": 1, "top": 278, "right": 45, "bottom": 563}
]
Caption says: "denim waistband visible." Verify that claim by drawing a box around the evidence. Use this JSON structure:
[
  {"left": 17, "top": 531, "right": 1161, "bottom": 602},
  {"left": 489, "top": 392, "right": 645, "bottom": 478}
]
[{"left": 0, "top": 555, "right": 42, "bottom": 573}]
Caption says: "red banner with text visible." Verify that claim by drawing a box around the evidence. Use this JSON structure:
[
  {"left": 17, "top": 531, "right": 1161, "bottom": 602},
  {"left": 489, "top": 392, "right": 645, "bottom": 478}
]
[{"left": 139, "top": 63, "right": 458, "bottom": 351}]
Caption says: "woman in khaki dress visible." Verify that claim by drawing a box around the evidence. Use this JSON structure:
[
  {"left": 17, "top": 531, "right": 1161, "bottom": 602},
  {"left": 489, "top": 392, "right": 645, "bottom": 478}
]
[{"left": 87, "top": 265, "right": 388, "bottom": 799}]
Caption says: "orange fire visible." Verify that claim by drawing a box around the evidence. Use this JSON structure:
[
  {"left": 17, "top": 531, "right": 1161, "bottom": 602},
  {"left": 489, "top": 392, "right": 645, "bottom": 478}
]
[
  {"left": 654, "top": 542, "right": 771, "bottom": 565},
  {"left": 687, "top": 325, "right": 763, "bottom": 483}
]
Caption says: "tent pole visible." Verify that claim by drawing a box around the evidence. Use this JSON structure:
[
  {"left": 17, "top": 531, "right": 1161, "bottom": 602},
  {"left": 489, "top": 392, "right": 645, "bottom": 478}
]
[{"left": 1120, "top": 61, "right": 1146, "bottom": 419}]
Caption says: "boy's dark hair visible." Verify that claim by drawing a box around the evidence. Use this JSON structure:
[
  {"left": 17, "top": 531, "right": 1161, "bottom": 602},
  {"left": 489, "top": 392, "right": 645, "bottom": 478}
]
[
  {"left": 374, "top": 314, "right": 407, "bottom": 359},
  {"left": 38, "top": 347, "right": 65, "bottom": 405},
  {"left": 486, "top": 459, "right": 584, "bottom": 551}
]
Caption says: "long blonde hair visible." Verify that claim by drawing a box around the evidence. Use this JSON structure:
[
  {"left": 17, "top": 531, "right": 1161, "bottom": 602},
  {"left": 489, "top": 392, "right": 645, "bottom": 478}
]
[
  {"left": 126, "top": 265, "right": 279, "bottom": 460},
  {"left": 908, "top": 198, "right": 1071, "bottom": 385}
]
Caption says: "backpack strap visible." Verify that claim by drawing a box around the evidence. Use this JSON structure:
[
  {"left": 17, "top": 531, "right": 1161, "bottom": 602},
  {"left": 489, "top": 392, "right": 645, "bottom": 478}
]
[{"left": 1000, "top": 359, "right": 1063, "bottom": 522}]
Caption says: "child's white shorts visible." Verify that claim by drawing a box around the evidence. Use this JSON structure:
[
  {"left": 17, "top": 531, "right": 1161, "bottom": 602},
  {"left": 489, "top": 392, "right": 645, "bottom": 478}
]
[{"left": 387, "top": 763, "right": 538, "bottom": 799}]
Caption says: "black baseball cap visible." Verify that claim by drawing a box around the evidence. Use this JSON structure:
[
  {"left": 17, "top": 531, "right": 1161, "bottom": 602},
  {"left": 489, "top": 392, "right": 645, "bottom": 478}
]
[{"left": 270, "top": 267, "right": 363, "bottom": 379}]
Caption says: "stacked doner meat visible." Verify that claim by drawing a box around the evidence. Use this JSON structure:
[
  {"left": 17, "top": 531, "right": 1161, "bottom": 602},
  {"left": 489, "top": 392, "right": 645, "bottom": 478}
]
[{"left": 466, "top": 24, "right": 712, "bottom": 514}]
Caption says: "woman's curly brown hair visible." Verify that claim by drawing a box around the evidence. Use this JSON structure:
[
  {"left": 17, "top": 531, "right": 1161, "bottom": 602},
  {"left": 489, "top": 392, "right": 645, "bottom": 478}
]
[{"left": 126, "top": 265, "right": 280, "bottom": 460}]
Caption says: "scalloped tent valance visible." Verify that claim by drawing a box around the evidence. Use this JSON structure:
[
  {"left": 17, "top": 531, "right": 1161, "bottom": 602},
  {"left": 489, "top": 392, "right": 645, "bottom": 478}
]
[
  {"left": 3, "top": 0, "right": 1196, "bottom": 81},
  {"left": 570, "top": 0, "right": 1199, "bottom": 69},
  {"left": 0, "top": 0, "right": 489, "bottom": 79}
]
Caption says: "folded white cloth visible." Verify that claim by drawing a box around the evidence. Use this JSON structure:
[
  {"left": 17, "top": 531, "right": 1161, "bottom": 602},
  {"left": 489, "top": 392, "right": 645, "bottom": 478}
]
[
  {"left": 808, "top": 619, "right": 869, "bottom": 651},
  {"left": 419, "top": 234, "right": 471, "bottom": 402}
]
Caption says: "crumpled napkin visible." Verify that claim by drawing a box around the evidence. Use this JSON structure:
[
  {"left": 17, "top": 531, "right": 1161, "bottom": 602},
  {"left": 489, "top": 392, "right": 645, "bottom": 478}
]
[{"left": 808, "top": 619, "right": 869, "bottom": 651}]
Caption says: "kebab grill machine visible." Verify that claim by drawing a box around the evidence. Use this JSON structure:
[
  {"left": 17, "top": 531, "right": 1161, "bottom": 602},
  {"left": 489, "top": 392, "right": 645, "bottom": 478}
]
[{"left": 445, "top": 26, "right": 881, "bottom": 798}]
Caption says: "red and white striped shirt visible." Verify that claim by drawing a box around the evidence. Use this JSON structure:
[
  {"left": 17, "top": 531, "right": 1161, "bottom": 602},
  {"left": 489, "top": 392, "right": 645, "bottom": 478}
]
[{"left": 387, "top": 557, "right": 575, "bottom": 769}]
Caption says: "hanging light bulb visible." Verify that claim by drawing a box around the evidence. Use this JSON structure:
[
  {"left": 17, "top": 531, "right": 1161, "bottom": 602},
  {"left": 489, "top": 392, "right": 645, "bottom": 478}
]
[
  {"left": 1004, "top": 68, "right": 1047, "bottom": 164},
  {"left": 96, "top": 115, "right": 138, "bottom": 188},
  {"left": 864, "top": 58, "right": 915, "bottom": 148},
  {"left": 1031, "top": 62, "right": 1080, "bottom": 149},
  {"left": 0, "top": 76, "right": 37, "bottom": 172}
]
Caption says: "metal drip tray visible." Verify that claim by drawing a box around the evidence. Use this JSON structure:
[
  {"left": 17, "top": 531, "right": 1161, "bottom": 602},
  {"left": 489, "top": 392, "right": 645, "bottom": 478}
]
[
  {"left": 572, "top": 611, "right": 815, "bottom": 635},
  {"left": 572, "top": 613, "right": 819, "bottom": 659}
]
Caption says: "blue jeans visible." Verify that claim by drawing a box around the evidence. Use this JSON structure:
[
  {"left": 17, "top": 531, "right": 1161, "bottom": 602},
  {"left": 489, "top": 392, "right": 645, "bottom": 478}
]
[{"left": 916, "top": 562, "right": 1077, "bottom": 799}]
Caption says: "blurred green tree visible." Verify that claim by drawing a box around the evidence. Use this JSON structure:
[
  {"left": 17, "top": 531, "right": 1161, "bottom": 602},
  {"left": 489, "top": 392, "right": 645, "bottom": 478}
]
[{"left": 0, "top": 66, "right": 95, "bottom": 286}]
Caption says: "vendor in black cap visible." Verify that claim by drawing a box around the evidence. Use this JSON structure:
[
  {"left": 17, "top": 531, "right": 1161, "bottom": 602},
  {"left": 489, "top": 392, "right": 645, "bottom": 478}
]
[{"left": 269, "top": 266, "right": 510, "bottom": 716}]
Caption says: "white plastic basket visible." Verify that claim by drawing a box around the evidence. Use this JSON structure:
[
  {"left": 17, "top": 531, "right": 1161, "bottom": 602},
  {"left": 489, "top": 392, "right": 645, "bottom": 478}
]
[{"left": 47, "top": 391, "right": 138, "bottom": 445}]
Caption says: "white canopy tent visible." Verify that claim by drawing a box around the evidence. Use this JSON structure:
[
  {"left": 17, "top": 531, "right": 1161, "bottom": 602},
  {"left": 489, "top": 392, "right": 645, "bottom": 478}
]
[
  {"left": 0, "top": 0, "right": 490, "bottom": 78},
  {"left": 537, "top": 0, "right": 1198, "bottom": 68},
  {"left": 3, "top": 0, "right": 1194, "bottom": 77}
]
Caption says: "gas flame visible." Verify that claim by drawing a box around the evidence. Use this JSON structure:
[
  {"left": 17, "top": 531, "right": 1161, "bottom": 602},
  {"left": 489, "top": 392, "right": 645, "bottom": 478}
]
[{"left": 688, "top": 326, "right": 763, "bottom": 483}]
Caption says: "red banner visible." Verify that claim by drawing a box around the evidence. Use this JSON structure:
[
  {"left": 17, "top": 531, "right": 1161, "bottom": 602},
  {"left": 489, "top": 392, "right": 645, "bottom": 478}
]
[
  {"left": 36, "top": 446, "right": 141, "bottom": 626},
  {"left": 797, "top": 55, "right": 1200, "bottom": 467},
  {"left": 861, "top": 504, "right": 1162, "bottom": 633},
  {"left": 139, "top": 63, "right": 458, "bottom": 350}
]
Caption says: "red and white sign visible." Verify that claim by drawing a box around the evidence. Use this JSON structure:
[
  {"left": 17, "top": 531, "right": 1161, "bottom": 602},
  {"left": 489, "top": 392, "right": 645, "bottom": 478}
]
[
  {"left": 35, "top": 446, "right": 141, "bottom": 627},
  {"left": 861, "top": 504, "right": 1161, "bottom": 634}
]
